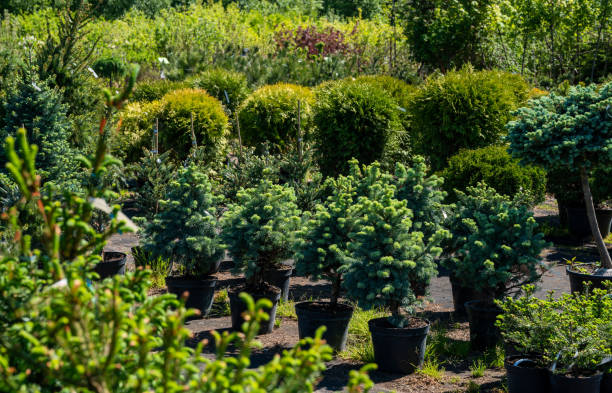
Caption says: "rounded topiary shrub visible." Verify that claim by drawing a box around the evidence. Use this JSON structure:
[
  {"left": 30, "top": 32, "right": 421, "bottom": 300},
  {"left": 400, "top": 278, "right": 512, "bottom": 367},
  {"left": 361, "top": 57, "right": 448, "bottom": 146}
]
[
  {"left": 313, "top": 79, "right": 403, "bottom": 177},
  {"left": 158, "top": 88, "right": 228, "bottom": 162},
  {"left": 237, "top": 83, "right": 314, "bottom": 154},
  {"left": 115, "top": 100, "right": 164, "bottom": 163},
  {"left": 440, "top": 145, "right": 547, "bottom": 205},
  {"left": 189, "top": 68, "right": 250, "bottom": 114},
  {"left": 131, "top": 79, "right": 189, "bottom": 103},
  {"left": 408, "top": 67, "right": 530, "bottom": 171},
  {"left": 354, "top": 75, "right": 416, "bottom": 130}
]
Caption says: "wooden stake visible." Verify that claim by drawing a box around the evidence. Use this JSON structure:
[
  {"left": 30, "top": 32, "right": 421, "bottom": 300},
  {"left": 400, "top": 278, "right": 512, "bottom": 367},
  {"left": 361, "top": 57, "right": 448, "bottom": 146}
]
[
  {"left": 235, "top": 112, "right": 243, "bottom": 161},
  {"left": 153, "top": 118, "right": 159, "bottom": 156}
]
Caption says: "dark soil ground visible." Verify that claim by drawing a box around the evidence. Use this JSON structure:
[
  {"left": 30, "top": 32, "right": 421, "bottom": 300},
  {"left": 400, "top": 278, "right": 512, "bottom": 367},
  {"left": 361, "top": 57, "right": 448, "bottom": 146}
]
[{"left": 107, "top": 196, "right": 612, "bottom": 393}]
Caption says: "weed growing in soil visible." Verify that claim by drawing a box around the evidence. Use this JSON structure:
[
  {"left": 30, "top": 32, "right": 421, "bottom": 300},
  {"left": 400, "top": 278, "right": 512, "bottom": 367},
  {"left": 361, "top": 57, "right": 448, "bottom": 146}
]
[
  {"left": 209, "top": 288, "right": 231, "bottom": 318},
  {"left": 483, "top": 346, "right": 505, "bottom": 369},
  {"left": 470, "top": 359, "right": 486, "bottom": 378},
  {"left": 426, "top": 327, "right": 471, "bottom": 364},
  {"left": 340, "top": 307, "right": 388, "bottom": 363},
  {"left": 418, "top": 355, "right": 445, "bottom": 381},
  {"left": 277, "top": 299, "right": 298, "bottom": 319},
  {"left": 466, "top": 381, "right": 481, "bottom": 393}
]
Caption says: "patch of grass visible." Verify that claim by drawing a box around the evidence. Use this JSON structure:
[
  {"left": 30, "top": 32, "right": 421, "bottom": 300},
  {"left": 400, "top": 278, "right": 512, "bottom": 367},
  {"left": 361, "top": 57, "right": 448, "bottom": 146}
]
[
  {"left": 470, "top": 359, "right": 486, "bottom": 378},
  {"left": 340, "top": 307, "right": 388, "bottom": 363},
  {"left": 208, "top": 288, "right": 231, "bottom": 318},
  {"left": 276, "top": 299, "right": 297, "bottom": 319},
  {"left": 418, "top": 356, "right": 445, "bottom": 381},
  {"left": 538, "top": 222, "right": 570, "bottom": 238},
  {"left": 449, "top": 376, "right": 461, "bottom": 385},
  {"left": 466, "top": 381, "right": 480, "bottom": 393},
  {"left": 427, "top": 327, "right": 471, "bottom": 364}
]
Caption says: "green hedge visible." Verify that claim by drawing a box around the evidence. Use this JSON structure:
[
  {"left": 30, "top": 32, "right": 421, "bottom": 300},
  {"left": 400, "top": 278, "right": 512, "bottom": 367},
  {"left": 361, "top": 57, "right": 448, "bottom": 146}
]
[
  {"left": 131, "top": 79, "right": 189, "bottom": 103},
  {"left": 237, "top": 83, "right": 314, "bottom": 154},
  {"left": 313, "top": 79, "right": 403, "bottom": 177},
  {"left": 189, "top": 68, "right": 250, "bottom": 114},
  {"left": 408, "top": 67, "right": 530, "bottom": 171},
  {"left": 440, "top": 145, "right": 547, "bottom": 205},
  {"left": 158, "top": 88, "right": 228, "bottom": 162}
]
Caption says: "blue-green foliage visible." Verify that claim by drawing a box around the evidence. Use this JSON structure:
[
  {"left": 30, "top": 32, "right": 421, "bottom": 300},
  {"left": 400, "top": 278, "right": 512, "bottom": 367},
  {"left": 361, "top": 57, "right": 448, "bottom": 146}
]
[
  {"left": 221, "top": 177, "right": 302, "bottom": 286},
  {"left": 506, "top": 83, "right": 612, "bottom": 171},
  {"left": 444, "top": 184, "right": 548, "bottom": 300},
  {"left": 140, "top": 164, "right": 224, "bottom": 277}
]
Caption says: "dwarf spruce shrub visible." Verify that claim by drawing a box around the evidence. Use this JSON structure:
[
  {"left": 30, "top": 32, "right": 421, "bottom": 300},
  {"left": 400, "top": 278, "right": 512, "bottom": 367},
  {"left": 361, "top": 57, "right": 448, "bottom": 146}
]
[
  {"left": 409, "top": 67, "right": 530, "bottom": 171},
  {"left": 440, "top": 145, "right": 547, "bottom": 205},
  {"left": 444, "top": 185, "right": 548, "bottom": 300},
  {"left": 190, "top": 68, "right": 250, "bottom": 113},
  {"left": 140, "top": 164, "right": 224, "bottom": 278},
  {"left": 158, "top": 88, "right": 228, "bottom": 162},
  {"left": 342, "top": 177, "right": 449, "bottom": 326},
  {"left": 238, "top": 83, "right": 314, "bottom": 154},
  {"left": 221, "top": 177, "right": 302, "bottom": 288},
  {"left": 313, "top": 79, "right": 404, "bottom": 177},
  {"left": 1, "top": 78, "right": 78, "bottom": 188}
]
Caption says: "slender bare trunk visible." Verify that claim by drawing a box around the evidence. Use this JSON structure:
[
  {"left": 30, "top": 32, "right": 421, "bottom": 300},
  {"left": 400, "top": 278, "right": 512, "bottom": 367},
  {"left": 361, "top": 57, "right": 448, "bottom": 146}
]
[{"left": 580, "top": 166, "right": 612, "bottom": 268}]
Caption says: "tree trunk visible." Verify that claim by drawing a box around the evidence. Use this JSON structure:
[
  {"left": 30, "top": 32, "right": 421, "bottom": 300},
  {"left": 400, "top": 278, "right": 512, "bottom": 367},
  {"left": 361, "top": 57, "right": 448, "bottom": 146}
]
[{"left": 580, "top": 166, "right": 612, "bottom": 268}]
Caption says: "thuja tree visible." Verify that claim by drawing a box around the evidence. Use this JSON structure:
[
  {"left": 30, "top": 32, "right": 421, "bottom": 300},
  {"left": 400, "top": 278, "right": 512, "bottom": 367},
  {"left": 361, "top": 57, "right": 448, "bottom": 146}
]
[
  {"left": 342, "top": 179, "right": 450, "bottom": 327},
  {"left": 140, "top": 164, "right": 224, "bottom": 278},
  {"left": 444, "top": 185, "right": 548, "bottom": 300},
  {"left": 507, "top": 83, "right": 612, "bottom": 268},
  {"left": 0, "top": 65, "right": 378, "bottom": 393},
  {"left": 221, "top": 177, "right": 302, "bottom": 288}
]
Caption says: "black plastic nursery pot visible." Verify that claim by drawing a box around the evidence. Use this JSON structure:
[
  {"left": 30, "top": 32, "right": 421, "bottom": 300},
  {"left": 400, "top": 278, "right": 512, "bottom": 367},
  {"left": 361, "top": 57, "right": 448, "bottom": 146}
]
[
  {"left": 566, "top": 207, "right": 612, "bottom": 240},
  {"left": 94, "top": 251, "right": 127, "bottom": 279},
  {"left": 566, "top": 264, "right": 612, "bottom": 294},
  {"left": 263, "top": 267, "right": 293, "bottom": 301},
  {"left": 601, "top": 373, "right": 612, "bottom": 393},
  {"left": 229, "top": 286, "right": 281, "bottom": 335},
  {"left": 465, "top": 300, "right": 501, "bottom": 351},
  {"left": 368, "top": 317, "right": 430, "bottom": 374},
  {"left": 450, "top": 276, "right": 476, "bottom": 317},
  {"left": 505, "top": 355, "right": 550, "bottom": 393},
  {"left": 549, "top": 372, "right": 602, "bottom": 393},
  {"left": 295, "top": 301, "right": 354, "bottom": 352},
  {"left": 166, "top": 276, "right": 217, "bottom": 317}
]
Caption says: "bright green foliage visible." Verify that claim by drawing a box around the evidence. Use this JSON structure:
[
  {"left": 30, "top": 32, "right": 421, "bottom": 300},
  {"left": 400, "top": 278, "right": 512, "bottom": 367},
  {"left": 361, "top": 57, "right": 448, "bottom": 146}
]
[
  {"left": 342, "top": 171, "right": 449, "bottom": 325},
  {"left": 140, "top": 165, "right": 224, "bottom": 278},
  {"left": 158, "top": 88, "right": 228, "bottom": 162},
  {"left": 221, "top": 178, "right": 302, "bottom": 287},
  {"left": 294, "top": 171, "right": 358, "bottom": 306},
  {"left": 409, "top": 67, "right": 530, "bottom": 171},
  {"left": 313, "top": 79, "right": 403, "bottom": 177},
  {"left": 440, "top": 145, "right": 547, "bottom": 205},
  {"left": 497, "top": 286, "right": 612, "bottom": 374},
  {"left": 1, "top": 78, "right": 79, "bottom": 188},
  {"left": 506, "top": 83, "right": 612, "bottom": 172},
  {"left": 323, "top": 0, "right": 382, "bottom": 18},
  {"left": 131, "top": 79, "right": 189, "bottom": 103},
  {"left": 190, "top": 68, "right": 250, "bottom": 114},
  {"left": 238, "top": 83, "right": 314, "bottom": 154},
  {"left": 444, "top": 185, "right": 548, "bottom": 300},
  {"left": 126, "top": 149, "right": 176, "bottom": 219}
]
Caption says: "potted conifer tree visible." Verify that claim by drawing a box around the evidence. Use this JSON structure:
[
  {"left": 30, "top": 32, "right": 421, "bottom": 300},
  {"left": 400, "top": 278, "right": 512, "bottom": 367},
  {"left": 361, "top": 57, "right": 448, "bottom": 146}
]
[
  {"left": 140, "top": 164, "right": 224, "bottom": 316},
  {"left": 221, "top": 176, "right": 301, "bottom": 334},
  {"left": 506, "top": 83, "right": 612, "bottom": 290},
  {"left": 444, "top": 184, "right": 548, "bottom": 349},
  {"left": 294, "top": 172, "right": 357, "bottom": 352},
  {"left": 342, "top": 178, "right": 449, "bottom": 374}
]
